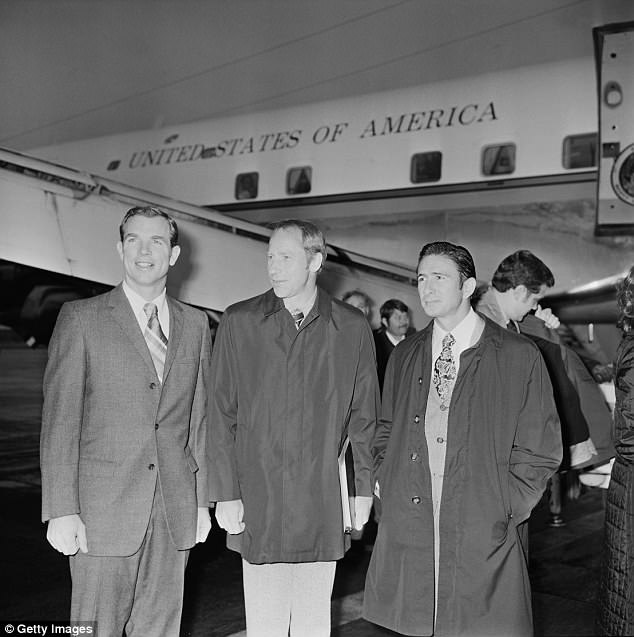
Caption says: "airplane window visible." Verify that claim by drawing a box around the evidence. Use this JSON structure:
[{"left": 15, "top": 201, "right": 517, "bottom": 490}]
[
  {"left": 563, "top": 134, "right": 597, "bottom": 169},
  {"left": 482, "top": 144, "right": 516, "bottom": 176},
  {"left": 286, "top": 167, "right": 312, "bottom": 195},
  {"left": 235, "top": 172, "right": 259, "bottom": 200},
  {"left": 410, "top": 152, "right": 442, "bottom": 184},
  {"left": 107, "top": 160, "right": 120, "bottom": 171}
]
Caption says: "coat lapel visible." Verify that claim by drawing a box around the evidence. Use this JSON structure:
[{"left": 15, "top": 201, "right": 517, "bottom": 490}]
[
  {"left": 108, "top": 284, "right": 157, "bottom": 379},
  {"left": 163, "top": 296, "right": 183, "bottom": 385}
]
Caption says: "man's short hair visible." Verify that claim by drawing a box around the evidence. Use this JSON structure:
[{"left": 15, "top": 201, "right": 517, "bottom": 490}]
[
  {"left": 380, "top": 299, "right": 409, "bottom": 321},
  {"left": 418, "top": 241, "right": 476, "bottom": 283},
  {"left": 491, "top": 250, "right": 554, "bottom": 294},
  {"left": 269, "top": 219, "right": 327, "bottom": 268},
  {"left": 119, "top": 206, "right": 179, "bottom": 247}
]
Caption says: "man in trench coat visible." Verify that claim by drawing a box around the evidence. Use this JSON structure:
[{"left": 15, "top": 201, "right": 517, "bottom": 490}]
[
  {"left": 209, "top": 219, "right": 379, "bottom": 636},
  {"left": 363, "top": 241, "right": 562, "bottom": 637},
  {"left": 40, "top": 206, "right": 211, "bottom": 636}
]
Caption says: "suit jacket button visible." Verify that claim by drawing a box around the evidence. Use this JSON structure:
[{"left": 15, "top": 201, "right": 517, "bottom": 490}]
[
  {"left": 410, "top": 452, "right": 418, "bottom": 461},
  {"left": 149, "top": 382, "right": 157, "bottom": 389},
  {"left": 414, "top": 415, "right": 420, "bottom": 423},
  {"left": 148, "top": 463, "right": 155, "bottom": 470},
  {"left": 412, "top": 496, "right": 421, "bottom": 504},
  {"left": 155, "top": 423, "right": 159, "bottom": 430}
]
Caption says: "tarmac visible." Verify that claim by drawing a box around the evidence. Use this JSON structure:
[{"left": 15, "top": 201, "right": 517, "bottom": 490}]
[{"left": 0, "top": 328, "right": 607, "bottom": 636}]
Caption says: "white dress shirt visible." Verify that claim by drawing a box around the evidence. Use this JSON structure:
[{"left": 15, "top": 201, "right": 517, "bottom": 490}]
[{"left": 122, "top": 281, "right": 170, "bottom": 338}]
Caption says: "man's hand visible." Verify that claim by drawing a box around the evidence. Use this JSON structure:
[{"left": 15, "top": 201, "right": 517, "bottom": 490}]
[
  {"left": 535, "top": 305, "right": 560, "bottom": 330},
  {"left": 214, "top": 499, "right": 245, "bottom": 534},
  {"left": 196, "top": 507, "right": 212, "bottom": 543},
  {"left": 46, "top": 514, "right": 87, "bottom": 555},
  {"left": 353, "top": 496, "right": 373, "bottom": 531}
]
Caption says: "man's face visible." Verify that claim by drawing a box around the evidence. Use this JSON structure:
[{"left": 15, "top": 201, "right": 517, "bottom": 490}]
[
  {"left": 117, "top": 214, "right": 179, "bottom": 296},
  {"left": 417, "top": 254, "right": 473, "bottom": 322},
  {"left": 346, "top": 294, "right": 370, "bottom": 318},
  {"left": 267, "top": 227, "right": 320, "bottom": 301},
  {"left": 382, "top": 309, "right": 409, "bottom": 338},
  {"left": 507, "top": 284, "right": 548, "bottom": 321}
]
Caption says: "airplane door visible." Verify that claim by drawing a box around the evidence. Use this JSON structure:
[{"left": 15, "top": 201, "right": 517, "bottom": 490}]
[{"left": 595, "top": 21, "right": 634, "bottom": 234}]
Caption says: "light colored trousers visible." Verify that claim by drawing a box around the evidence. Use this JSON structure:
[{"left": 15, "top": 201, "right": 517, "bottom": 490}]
[{"left": 242, "top": 559, "right": 337, "bottom": 637}]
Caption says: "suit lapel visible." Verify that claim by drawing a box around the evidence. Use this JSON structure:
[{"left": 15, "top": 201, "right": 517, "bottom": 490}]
[
  {"left": 163, "top": 296, "right": 183, "bottom": 385},
  {"left": 108, "top": 285, "right": 157, "bottom": 379}
]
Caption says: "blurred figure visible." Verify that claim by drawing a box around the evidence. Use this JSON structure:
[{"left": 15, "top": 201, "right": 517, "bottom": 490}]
[
  {"left": 374, "top": 299, "right": 410, "bottom": 392},
  {"left": 597, "top": 266, "right": 634, "bottom": 635},
  {"left": 342, "top": 289, "right": 372, "bottom": 320},
  {"left": 363, "top": 241, "right": 561, "bottom": 637}
]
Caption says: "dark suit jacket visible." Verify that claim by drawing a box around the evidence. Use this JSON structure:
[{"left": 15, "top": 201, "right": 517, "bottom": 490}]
[
  {"left": 40, "top": 284, "right": 211, "bottom": 556},
  {"left": 373, "top": 329, "right": 396, "bottom": 392}
]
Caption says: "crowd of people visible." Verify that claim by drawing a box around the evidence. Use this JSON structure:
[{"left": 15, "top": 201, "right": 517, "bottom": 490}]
[{"left": 39, "top": 206, "right": 630, "bottom": 636}]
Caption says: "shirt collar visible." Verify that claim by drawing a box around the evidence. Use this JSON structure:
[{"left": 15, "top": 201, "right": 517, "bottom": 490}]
[
  {"left": 262, "top": 286, "right": 333, "bottom": 323},
  {"left": 433, "top": 307, "right": 479, "bottom": 354},
  {"left": 385, "top": 331, "right": 405, "bottom": 347},
  {"left": 286, "top": 288, "right": 317, "bottom": 321},
  {"left": 122, "top": 281, "right": 167, "bottom": 322}
]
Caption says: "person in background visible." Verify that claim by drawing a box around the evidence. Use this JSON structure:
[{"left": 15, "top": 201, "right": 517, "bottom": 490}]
[
  {"left": 342, "top": 289, "right": 372, "bottom": 321},
  {"left": 363, "top": 241, "right": 561, "bottom": 637},
  {"left": 374, "top": 299, "right": 410, "bottom": 392},
  {"left": 476, "top": 251, "right": 614, "bottom": 477},
  {"left": 474, "top": 249, "right": 559, "bottom": 333},
  {"left": 208, "top": 219, "right": 379, "bottom": 637},
  {"left": 40, "top": 206, "right": 211, "bottom": 636},
  {"left": 597, "top": 266, "right": 634, "bottom": 635},
  {"left": 475, "top": 250, "right": 597, "bottom": 469}
]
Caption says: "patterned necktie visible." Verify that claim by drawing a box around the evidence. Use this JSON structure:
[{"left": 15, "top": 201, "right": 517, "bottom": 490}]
[
  {"left": 433, "top": 333, "right": 456, "bottom": 411},
  {"left": 143, "top": 302, "right": 168, "bottom": 381},
  {"left": 291, "top": 310, "right": 304, "bottom": 330}
]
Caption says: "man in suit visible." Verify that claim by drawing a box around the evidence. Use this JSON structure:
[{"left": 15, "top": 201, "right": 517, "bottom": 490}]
[
  {"left": 373, "top": 299, "right": 410, "bottom": 392},
  {"left": 40, "top": 205, "right": 212, "bottom": 636}
]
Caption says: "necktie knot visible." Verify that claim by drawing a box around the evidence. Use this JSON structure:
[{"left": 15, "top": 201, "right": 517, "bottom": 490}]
[
  {"left": 433, "top": 332, "right": 456, "bottom": 411},
  {"left": 291, "top": 310, "right": 304, "bottom": 330},
  {"left": 144, "top": 302, "right": 158, "bottom": 321},
  {"left": 442, "top": 333, "right": 455, "bottom": 349}
]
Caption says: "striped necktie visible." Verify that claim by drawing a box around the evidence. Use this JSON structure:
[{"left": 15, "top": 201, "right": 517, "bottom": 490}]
[
  {"left": 433, "top": 333, "right": 456, "bottom": 411},
  {"left": 143, "top": 302, "right": 168, "bottom": 381},
  {"left": 291, "top": 311, "right": 304, "bottom": 330}
]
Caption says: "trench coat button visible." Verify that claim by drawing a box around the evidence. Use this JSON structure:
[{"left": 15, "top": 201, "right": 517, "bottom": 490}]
[
  {"left": 410, "top": 452, "right": 418, "bottom": 461},
  {"left": 412, "top": 496, "right": 421, "bottom": 504},
  {"left": 436, "top": 436, "right": 444, "bottom": 443},
  {"left": 148, "top": 463, "right": 155, "bottom": 470},
  {"left": 155, "top": 423, "right": 159, "bottom": 430},
  {"left": 418, "top": 377, "right": 423, "bottom": 384},
  {"left": 149, "top": 382, "right": 157, "bottom": 389},
  {"left": 414, "top": 415, "right": 420, "bottom": 423}
]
